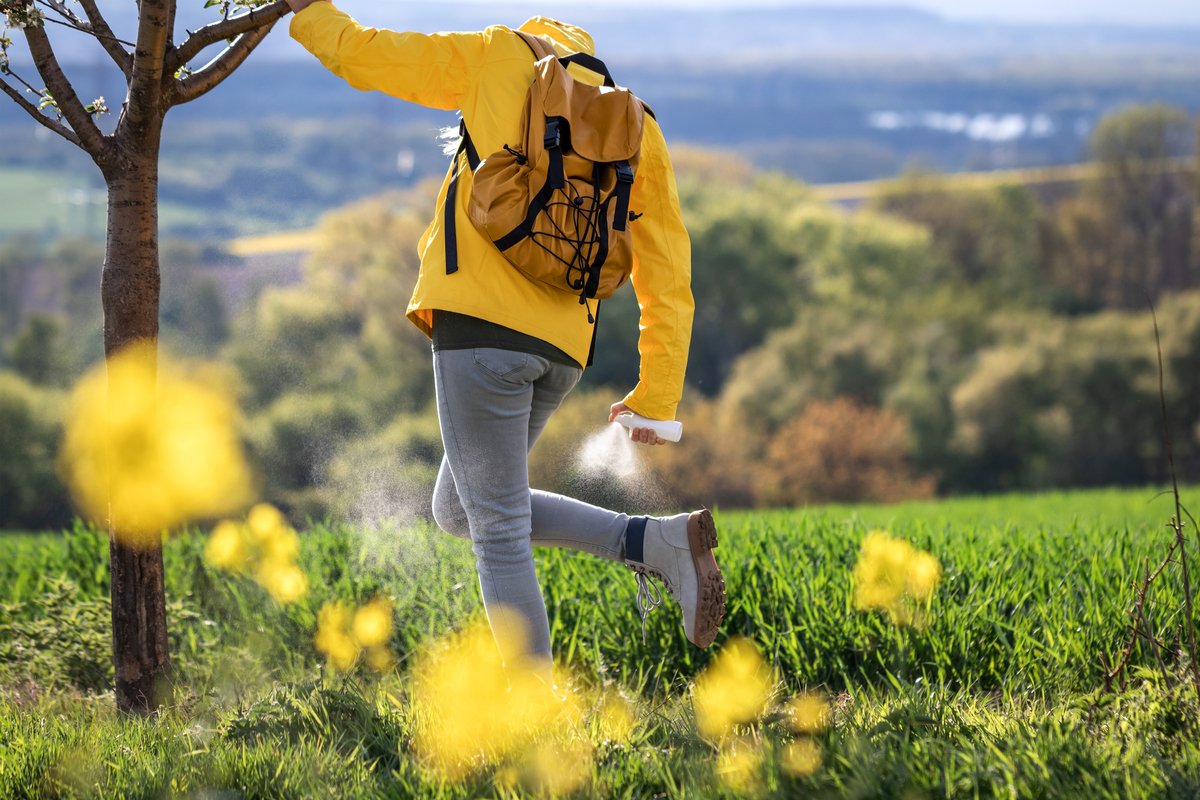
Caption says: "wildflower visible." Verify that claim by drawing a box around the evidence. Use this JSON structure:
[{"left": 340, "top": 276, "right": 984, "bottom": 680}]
[
  {"left": 693, "top": 637, "right": 774, "bottom": 741},
  {"left": 351, "top": 598, "right": 394, "bottom": 648},
  {"left": 852, "top": 530, "right": 942, "bottom": 626},
  {"left": 784, "top": 692, "right": 831, "bottom": 735},
  {"left": 594, "top": 690, "right": 636, "bottom": 744},
  {"left": 411, "top": 615, "right": 576, "bottom": 778},
  {"left": 716, "top": 737, "right": 763, "bottom": 794},
  {"left": 204, "top": 520, "right": 248, "bottom": 573},
  {"left": 524, "top": 739, "right": 592, "bottom": 796},
  {"left": 205, "top": 505, "right": 309, "bottom": 604},
  {"left": 781, "top": 737, "right": 823, "bottom": 777},
  {"left": 314, "top": 601, "right": 359, "bottom": 672},
  {"left": 60, "top": 341, "right": 252, "bottom": 548}
]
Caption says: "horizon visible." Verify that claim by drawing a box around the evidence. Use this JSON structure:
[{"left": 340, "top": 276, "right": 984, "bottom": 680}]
[{"left": 369, "top": 0, "right": 1200, "bottom": 28}]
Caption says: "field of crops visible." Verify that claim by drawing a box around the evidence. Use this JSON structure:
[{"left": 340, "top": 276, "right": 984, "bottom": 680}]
[{"left": 2, "top": 486, "right": 1199, "bottom": 798}]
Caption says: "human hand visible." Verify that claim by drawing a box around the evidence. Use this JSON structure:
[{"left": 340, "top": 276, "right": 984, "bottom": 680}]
[{"left": 608, "top": 401, "right": 666, "bottom": 446}]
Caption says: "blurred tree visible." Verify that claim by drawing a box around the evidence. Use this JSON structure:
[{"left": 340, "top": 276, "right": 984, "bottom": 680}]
[
  {"left": 8, "top": 314, "right": 70, "bottom": 387},
  {"left": 874, "top": 174, "right": 1049, "bottom": 306},
  {"left": 0, "top": 371, "right": 70, "bottom": 529},
  {"left": 0, "top": 235, "right": 39, "bottom": 340},
  {"left": 0, "top": 0, "right": 290, "bottom": 712},
  {"left": 760, "top": 397, "right": 934, "bottom": 506},
  {"left": 1047, "top": 104, "right": 1194, "bottom": 310}
]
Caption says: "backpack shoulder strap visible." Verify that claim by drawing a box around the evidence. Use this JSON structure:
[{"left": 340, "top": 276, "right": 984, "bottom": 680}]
[{"left": 514, "top": 30, "right": 558, "bottom": 61}]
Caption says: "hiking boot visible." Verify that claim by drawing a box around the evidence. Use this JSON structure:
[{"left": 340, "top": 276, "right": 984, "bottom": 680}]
[{"left": 624, "top": 509, "right": 726, "bottom": 648}]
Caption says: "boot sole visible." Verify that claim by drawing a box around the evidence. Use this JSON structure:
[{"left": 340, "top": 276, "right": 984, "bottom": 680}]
[{"left": 687, "top": 509, "right": 726, "bottom": 648}]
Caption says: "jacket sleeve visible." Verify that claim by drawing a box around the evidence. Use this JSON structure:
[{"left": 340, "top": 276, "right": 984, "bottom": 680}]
[
  {"left": 621, "top": 117, "right": 694, "bottom": 421},
  {"left": 289, "top": 2, "right": 489, "bottom": 110}
]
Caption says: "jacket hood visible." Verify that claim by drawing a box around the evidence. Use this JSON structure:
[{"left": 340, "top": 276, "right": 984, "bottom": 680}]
[{"left": 517, "top": 17, "right": 595, "bottom": 56}]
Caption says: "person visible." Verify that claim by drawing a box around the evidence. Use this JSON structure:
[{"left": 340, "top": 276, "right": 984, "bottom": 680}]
[{"left": 284, "top": 0, "right": 725, "bottom": 676}]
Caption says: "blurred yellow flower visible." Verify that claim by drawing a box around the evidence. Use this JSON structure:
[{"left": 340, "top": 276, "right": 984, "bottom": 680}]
[
  {"left": 315, "top": 601, "right": 359, "bottom": 672},
  {"left": 314, "top": 598, "right": 398, "bottom": 674},
  {"left": 60, "top": 341, "right": 252, "bottom": 548},
  {"left": 411, "top": 615, "right": 576, "bottom": 778},
  {"left": 352, "top": 598, "right": 394, "bottom": 648},
  {"left": 525, "top": 740, "right": 592, "bottom": 797},
  {"left": 906, "top": 551, "right": 942, "bottom": 601},
  {"left": 205, "top": 505, "right": 309, "bottom": 605},
  {"left": 256, "top": 559, "right": 309, "bottom": 605},
  {"left": 693, "top": 637, "right": 774, "bottom": 741},
  {"left": 594, "top": 690, "right": 636, "bottom": 744},
  {"left": 782, "top": 738, "right": 823, "bottom": 777},
  {"left": 716, "top": 738, "right": 763, "bottom": 794},
  {"left": 785, "top": 692, "right": 831, "bottom": 735},
  {"left": 204, "top": 520, "right": 248, "bottom": 573},
  {"left": 852, "top": 530, "right": 942, "bottom": 626}
]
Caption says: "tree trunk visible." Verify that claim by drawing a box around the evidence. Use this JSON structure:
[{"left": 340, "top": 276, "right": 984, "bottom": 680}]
[{"left": 102, "top": 144, "right": 169, "bottom": 714}]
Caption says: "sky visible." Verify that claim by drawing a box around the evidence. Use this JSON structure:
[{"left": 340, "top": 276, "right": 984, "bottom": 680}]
[{"left": 421, "top": 0, "right": 1200, "bottom": 27}]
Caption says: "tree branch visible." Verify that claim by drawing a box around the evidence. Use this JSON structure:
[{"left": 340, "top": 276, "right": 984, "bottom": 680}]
[
  {"left": 76, "top": 0, "right": 134, "bottom": 77},
  {"left": 0, "top": 74, "right": 81, "bottom": 147},
  {"left": 20, "top": 24, "right": 109, "bottom": 160},
  {"left": 124, "top": 0, "right": 174, "bottom": 136},
  {"left": 168, "top": 1, "right": 289, "bottom": 74},
  {"left": 170, "top": 23, "right": 275, "bottom": 107}
]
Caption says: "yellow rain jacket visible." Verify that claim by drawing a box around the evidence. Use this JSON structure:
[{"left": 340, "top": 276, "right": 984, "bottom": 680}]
[{"left": 290, "top": 3, "right": 693, "bottom": 420}]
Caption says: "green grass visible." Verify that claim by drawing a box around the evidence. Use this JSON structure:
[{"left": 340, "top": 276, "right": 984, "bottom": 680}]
[{"left": 2, "top": 485, "right": 1198, "bottom": 798}]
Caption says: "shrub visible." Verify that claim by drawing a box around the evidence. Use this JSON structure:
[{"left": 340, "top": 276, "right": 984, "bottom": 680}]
[{"left": 759, "top": 397, "right": 934, "bottom": 506}]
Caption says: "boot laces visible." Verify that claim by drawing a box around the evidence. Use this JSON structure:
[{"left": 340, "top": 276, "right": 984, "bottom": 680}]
[{"left": 632, "top": 567, "right": 667, "bottom": 644}]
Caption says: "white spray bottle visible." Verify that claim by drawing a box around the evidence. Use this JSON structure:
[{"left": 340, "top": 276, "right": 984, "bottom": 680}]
[{"left": 615, "top": 412, "right": 683, "bottom": 443}]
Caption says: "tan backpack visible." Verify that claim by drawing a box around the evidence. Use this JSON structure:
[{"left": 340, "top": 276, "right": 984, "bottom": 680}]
[{"left": 444, "top": 32, "right": 650, "bottom": 322}]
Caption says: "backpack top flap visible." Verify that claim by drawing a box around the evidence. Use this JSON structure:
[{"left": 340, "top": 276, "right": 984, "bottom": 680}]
[{"left": 532, "top": 54, "right": 645, "bottom": 164}]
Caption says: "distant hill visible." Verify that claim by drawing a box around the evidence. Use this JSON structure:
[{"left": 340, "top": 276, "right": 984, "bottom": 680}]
[{"left": 4, "top": 3, "right": 1200, "bottom": 67}]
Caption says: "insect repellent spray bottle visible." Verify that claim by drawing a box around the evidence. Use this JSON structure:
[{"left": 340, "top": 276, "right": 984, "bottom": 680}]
[{"left": 615, "top": 412, "right": 683, "bottom": 443}]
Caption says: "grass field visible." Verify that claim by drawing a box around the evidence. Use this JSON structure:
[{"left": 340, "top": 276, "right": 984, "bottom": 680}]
[{"left": 2, "top": 486, "right": 1199, "bottom": 798}]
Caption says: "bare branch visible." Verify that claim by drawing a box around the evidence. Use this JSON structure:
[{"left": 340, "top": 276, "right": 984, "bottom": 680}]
[
  {"left": 124, "top": 0, "right": 174, "bottom": 136},
  {"left": 168, "top": 0, "right": 288, "bottom": 74},
  {"left": 0, "top": 74, "right": 81, "bottom": 147},
  {"left": 77, "top": 0, "right": 135, "bottom": 76},
  {"left": 21, "top": 24, "right": 109, "bottom": 160},
  {"left": 170, "top": 23, "right": 274, "bottom": 107}
]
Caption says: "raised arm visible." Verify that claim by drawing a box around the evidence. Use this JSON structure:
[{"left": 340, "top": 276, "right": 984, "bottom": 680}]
[
  {"left": 620, "top": 117, "right": 695, "bottom": 421},
  {"left": 287, "top": 1, "right": 490, "bottom": 110}
]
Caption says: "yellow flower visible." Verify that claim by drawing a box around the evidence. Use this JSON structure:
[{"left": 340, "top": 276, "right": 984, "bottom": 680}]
[
  {"left": 716, "top": 738, "right": 763, "bottom": 794},
  {"left": 256, "top": 559, "right": 308, "bottom": 605},
  {"left": 852, "top": 530, "right": 942, "bottom": 626},
  {"left": 785, "top": 692, "right": 831, "bottom": 735},
  {"left": 60, "top": 341, "right": 252, "bottom": 548},
  {"left": 352, "top": 598, "right": 393, "bottom": 648},
  {"left": 204, "top": 520, "right": 248, "bottom": 572},
  {"left": 693, "top": 637, "right": 774, "bottom": 741},
  {"left": 524, "top": 740, "right": 592, "bottom": 796},
  {"left": 782, "top": 738, "right": 823, "bottom": 777},
  {"left": 411, "top": 615, "right": 573, "bottom": 778},
  {"left": 247, "top": 503, "right": 288, "bottom": 543},
  {"left": 315, "top": 601, "right": 359, "bottom": 672},
  {"left": 365, "top": 645, "right": 395, "bottom": 674},
  {"left": 906, "top": 551, "right": 942, "bottom": 601},
  {"left": 594, "top": 690, "right": 636, "bottom": 744}
]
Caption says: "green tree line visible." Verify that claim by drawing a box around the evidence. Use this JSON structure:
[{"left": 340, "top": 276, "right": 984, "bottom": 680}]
[{"left": 2, "top": 103, "right": 1199, "bottom": 528}]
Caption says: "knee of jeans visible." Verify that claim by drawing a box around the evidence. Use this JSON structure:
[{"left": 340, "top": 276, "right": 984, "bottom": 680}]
[{"left": 432, "top": 499, "right": 471, "bottom": 540}]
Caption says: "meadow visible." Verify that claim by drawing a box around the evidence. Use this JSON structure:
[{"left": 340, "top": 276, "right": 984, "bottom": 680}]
[{"left": 2, "top": 485, "right": 1199, "bottom": 798}]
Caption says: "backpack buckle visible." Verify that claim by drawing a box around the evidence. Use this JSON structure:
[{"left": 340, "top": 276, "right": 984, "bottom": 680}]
[
  {"left": 544, "top": 118, "right": 562, "bottom": 150},
  {"left": 615, "top": 163, "right": 634, "bottom": 184}
]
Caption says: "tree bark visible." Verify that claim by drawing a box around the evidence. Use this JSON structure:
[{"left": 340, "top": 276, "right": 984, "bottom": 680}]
[{"left": 102, "top": 141, "right": 170, "bottom": 714}]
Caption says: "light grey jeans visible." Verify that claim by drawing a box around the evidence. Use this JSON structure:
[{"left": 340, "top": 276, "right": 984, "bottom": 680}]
[{"left": 431, "top": 347, "right": 631, "bottom": 667}]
